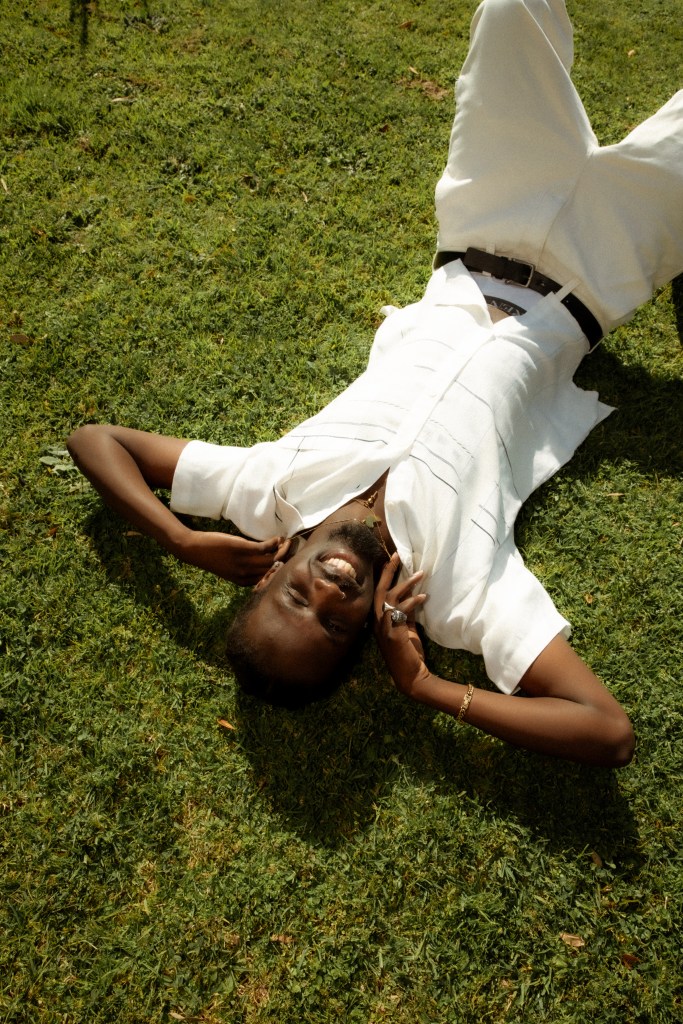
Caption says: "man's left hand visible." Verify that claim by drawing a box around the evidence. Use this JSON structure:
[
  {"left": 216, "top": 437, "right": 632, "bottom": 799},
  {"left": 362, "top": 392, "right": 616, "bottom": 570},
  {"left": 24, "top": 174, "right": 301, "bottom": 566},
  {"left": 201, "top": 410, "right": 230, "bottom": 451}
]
[{"left": 373, "top": 553, "right": 431, "bottom": 698}]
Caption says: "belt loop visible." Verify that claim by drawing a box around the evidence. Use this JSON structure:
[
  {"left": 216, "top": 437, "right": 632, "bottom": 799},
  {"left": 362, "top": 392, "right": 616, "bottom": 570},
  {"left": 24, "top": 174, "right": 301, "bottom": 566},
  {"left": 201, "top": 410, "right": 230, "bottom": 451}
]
[
  {"left": 432, "top": 249, "right": 603, "bottom": 348},
  {"left": 555, "top": 278, "right": 580, "bottom": 302}
]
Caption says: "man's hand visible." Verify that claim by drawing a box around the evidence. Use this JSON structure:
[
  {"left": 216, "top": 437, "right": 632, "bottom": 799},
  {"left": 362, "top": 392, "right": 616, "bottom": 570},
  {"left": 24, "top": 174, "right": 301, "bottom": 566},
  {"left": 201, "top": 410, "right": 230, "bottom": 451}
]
[
  {"left": 373, "top": 552, "right": 430, "bottom": 697},
  {"left": 372, "top": 555, "right": 634, "bottom": 766},
  {"left": 67, "top": 425, "right": 291, "bottom": 587},
  {"left": 177, "top": 531, "right": 291, "bottom": 586}
]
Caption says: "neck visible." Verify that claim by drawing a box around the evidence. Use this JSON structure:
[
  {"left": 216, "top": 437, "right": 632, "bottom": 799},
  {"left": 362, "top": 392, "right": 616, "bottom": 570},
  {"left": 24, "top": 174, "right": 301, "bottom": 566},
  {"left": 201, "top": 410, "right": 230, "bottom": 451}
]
[{"left": 293, "top": 472, "right": 395, "bottom": 559}]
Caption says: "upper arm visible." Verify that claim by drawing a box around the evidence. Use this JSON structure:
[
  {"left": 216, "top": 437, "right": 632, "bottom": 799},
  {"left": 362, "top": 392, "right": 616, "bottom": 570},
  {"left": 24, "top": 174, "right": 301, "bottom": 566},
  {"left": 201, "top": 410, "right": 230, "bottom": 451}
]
[
  {"left": 519, "top": 633, "right": 635, "bottom": 761},
  {"left": 68, "top": 424, "right": 189, "bottom": 490},
  {"left": 110, "top": 426, "right": 190, "bottom": 490},
  {"left": 520, "top": 633, "right": 616, "bottom": 708}
]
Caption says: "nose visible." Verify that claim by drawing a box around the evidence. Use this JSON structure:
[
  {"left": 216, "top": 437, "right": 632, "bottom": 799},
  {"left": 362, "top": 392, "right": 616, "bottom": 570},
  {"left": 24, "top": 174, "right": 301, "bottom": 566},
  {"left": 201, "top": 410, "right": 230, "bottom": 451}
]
[{"left": 311, "top": 575, "right": 345, "bottom": 609}]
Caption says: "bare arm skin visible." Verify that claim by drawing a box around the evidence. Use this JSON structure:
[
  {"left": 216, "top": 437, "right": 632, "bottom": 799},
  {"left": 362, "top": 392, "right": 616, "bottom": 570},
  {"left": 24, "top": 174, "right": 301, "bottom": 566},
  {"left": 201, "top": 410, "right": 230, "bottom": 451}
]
[
  {"left": 374, "top": 554, "right": 635, "bottom": 767},
  {"left": 67, "top": 424, "right": 289, "bottom": 585}
]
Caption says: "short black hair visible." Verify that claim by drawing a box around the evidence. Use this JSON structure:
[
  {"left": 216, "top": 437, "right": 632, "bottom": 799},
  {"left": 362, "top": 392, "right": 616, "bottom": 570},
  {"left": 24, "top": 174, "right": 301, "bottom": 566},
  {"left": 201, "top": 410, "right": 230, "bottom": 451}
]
[{"left": 225, "top": 591, "right": 367, "bottom": 710}]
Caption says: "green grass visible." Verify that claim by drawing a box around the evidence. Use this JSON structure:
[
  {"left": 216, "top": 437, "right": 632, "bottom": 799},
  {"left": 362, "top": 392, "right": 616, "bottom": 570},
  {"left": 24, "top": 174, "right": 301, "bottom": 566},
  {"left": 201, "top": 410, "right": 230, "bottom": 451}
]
[{"left": 1, "top": 0, "right": 682, "bottom": 1021}]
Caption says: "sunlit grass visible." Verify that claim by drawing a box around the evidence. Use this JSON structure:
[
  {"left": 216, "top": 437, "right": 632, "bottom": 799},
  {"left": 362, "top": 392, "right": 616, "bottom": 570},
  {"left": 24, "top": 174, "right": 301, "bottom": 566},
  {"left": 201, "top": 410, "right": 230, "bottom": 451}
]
[{"left": 1, "top": 1, "right": 682, "bottom": 1021}]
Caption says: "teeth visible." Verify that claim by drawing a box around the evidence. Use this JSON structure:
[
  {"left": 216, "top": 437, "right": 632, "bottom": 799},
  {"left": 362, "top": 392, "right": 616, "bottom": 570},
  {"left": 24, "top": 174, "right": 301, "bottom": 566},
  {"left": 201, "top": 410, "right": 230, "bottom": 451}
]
[{"left": 324, "top": 556, "right": 357, "bottom": 579}]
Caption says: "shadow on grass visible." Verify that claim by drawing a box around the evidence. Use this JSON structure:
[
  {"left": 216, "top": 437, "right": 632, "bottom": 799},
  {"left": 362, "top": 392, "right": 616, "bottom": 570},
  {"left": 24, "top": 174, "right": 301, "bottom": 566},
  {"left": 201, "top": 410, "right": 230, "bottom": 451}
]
[
  {"left": 571, "top": 343, "right": 682, "bottom": 477},
  {"left": 79, "top": 337, "right": 682, "bottom": 858},
  {"left": 233, "top": 676, "right": 640, "bottom": 866},
  {"left": 69, "top": 0, "right": 90, "bottom": 46},
  {"left": 85, "top": 507, "right": 243, "bottom": 665},
  {"left": 69, "top": 0, "right": 157, "bottom": 46},
  {"left": 671, "top": 274, "right": 683, "bottom": 343},
  {"left": 85, "top": 507, "right": 638, "bottom": 858}
]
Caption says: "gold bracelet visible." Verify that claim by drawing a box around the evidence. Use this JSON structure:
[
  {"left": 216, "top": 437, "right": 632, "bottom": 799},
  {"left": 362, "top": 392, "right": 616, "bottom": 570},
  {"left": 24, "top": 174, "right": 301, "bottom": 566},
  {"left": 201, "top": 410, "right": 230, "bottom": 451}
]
[{"left": 457, "top": 682, "right": 475, "bottom": 723}]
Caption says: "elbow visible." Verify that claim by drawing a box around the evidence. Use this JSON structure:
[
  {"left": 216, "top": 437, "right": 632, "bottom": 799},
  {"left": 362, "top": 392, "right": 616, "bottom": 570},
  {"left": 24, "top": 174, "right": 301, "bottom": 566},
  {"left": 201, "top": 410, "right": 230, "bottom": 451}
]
[
  {"left": 614, "top": 728, "right": 636, "bottom": 769},
  {"left": 67, "top": 423, "right": 108, "bottom": 463},
  {"left": 66, "top": 423, "right": 92, "bottom": 460},
  {"left": 602, "top": 713, "right": 636, "bottom": 768}
]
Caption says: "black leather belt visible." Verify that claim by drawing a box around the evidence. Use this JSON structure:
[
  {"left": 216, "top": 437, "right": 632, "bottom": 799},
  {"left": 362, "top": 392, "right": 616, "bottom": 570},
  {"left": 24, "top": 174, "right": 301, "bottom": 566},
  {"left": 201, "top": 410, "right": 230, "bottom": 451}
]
[{"left": 434, "top": 247, "right": 603, "bottom": 349}]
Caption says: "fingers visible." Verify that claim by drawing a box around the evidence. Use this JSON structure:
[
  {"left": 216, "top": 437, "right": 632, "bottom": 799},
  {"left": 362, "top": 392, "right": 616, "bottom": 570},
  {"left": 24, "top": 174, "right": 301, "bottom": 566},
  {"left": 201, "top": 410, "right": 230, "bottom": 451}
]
[
  {"left": 274, "top": 536, "right": 292, "bottom": 562},
  {"left": 391, "top": 573, "right": 426, "bottom": 603},
  {"left": 376, "top": 553, "right": 424, "bottom": 596},
  {"left": 374, "top": 553, "right": 427, "bottom": 625},
  {"left": 375, "top": 594, "right": 427, "bottom": 633},
  {"left": 253, "top": 535, "right": 291, "bottom": 567},
  {"left": 377, "top": 552, "right": 401, "bottom": 592},
  {"left": 259, "top": 535, "right": 288, "bottom": 554},
  {"left": 222, "top": 535, "right": 287, "bottom": 585},
  {"left": 263, "top": 535, "right": 292, "bottom": 566}
]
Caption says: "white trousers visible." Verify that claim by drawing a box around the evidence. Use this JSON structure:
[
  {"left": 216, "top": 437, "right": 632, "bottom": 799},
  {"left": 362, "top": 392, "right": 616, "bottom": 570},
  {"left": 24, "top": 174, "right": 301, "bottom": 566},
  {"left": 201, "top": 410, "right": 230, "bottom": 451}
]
[{"left": 434, "top": 0, "right": 683, "bottom": 335}]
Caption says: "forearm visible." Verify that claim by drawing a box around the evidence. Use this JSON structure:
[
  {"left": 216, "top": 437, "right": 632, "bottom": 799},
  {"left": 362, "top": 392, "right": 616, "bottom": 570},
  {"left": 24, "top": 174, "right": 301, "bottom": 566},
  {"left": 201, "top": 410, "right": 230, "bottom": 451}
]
[
  {"left": 67, "top": 425, "right": 190, "bottom": 555},
  {"left": 408, "top": 672, "right": 634, "bottom": 766},
  {"left": 68, "top": 424, "right": 290, "bottom": 583},
  {"left": 374, "top": 559, "right": 635, "bottom": 768}
]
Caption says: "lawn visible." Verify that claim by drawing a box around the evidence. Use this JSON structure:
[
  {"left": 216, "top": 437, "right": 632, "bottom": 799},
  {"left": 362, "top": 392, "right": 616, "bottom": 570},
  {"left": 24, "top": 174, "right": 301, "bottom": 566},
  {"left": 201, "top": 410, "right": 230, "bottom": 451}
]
[{"left": 1, "top": 1, "right": 682, "bottom": 1021}]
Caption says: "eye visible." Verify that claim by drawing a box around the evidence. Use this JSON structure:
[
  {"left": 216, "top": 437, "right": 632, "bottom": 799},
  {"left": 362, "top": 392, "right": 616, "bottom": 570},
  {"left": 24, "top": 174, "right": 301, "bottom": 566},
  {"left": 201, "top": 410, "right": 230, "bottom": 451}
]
[
  {"left": 325, "top": 619, "right": 347, "bottom": 636},
  {"left": 285, "top": 584, "right": 306, "bottom": 607}
]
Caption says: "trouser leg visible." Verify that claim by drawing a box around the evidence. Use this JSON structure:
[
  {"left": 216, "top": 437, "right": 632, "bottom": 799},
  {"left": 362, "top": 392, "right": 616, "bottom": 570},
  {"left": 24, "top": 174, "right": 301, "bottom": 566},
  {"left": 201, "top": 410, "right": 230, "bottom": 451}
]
[
  {"left": 542, "top": 91, "right": 683, "bottom": 331},
  {"left": 434, "top": 0, "right": 596, "bottom": 266},
  {"left": 435, "top": 0, "right": 683, "bottom": 335}
]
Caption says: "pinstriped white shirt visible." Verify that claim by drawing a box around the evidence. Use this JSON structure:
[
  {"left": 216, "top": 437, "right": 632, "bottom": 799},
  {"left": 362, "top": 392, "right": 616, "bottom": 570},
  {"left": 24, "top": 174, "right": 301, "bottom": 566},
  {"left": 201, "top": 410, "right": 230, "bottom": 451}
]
[{"left": 171, "top": 262, "right": 611, "bottom": 692}]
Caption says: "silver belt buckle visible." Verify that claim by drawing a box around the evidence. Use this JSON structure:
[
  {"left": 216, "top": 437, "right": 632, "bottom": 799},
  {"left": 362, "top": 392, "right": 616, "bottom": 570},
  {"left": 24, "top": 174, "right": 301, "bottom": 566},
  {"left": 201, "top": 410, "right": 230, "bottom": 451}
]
[
  {"left": 503, "top": 256, "right": 535, "bottom": 288},
  {"left": 465, "top": 247, "right": 535, "bottom": 287}
]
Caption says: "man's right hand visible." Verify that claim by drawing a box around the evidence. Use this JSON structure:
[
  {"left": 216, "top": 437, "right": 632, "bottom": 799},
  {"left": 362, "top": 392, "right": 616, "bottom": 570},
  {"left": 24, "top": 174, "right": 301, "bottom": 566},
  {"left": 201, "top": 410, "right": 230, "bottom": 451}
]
[{"left": 176, "top": 531, "right": 291, "bottom": 586}]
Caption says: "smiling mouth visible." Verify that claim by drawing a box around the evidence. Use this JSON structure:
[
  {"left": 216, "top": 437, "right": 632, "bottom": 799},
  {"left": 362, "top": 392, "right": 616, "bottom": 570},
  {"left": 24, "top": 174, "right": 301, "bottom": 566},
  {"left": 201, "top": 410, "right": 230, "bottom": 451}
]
[
  {"left": 319, "top": 552, "right": 365, "bottom": 593},
  {"left": 323, "top": 555, "right": 357, "bottom": 580}
]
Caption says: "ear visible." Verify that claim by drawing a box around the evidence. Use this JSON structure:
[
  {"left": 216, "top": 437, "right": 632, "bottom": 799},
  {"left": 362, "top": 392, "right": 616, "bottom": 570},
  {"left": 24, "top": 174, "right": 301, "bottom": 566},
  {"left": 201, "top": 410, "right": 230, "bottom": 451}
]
[{"left": 253, "top": 560, "right": 284, "bottom": 592}]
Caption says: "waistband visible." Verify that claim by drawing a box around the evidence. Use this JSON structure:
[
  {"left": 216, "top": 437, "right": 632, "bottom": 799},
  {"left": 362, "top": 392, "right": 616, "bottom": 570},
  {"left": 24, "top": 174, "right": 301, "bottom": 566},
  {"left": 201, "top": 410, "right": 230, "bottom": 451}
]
[{"left": 433, "top": 247, "right": 603, "bottom": 349}]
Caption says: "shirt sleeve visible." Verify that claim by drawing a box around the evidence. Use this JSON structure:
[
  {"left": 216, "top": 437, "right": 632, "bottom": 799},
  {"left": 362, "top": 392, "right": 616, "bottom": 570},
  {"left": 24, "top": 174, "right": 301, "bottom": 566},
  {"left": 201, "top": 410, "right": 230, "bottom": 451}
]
[
  {"left": 170, "top": 440, "right": 250, "bottom": 520},
  {"left": 465, "top": 538, "right": 571, "bottom": 694}
]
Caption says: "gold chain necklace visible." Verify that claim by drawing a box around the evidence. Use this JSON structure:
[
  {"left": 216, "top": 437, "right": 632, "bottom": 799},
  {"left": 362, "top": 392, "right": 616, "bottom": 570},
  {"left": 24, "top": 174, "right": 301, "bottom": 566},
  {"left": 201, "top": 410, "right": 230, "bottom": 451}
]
[{"left": 297, "top": 489, "right": 393, "bottom": 562}]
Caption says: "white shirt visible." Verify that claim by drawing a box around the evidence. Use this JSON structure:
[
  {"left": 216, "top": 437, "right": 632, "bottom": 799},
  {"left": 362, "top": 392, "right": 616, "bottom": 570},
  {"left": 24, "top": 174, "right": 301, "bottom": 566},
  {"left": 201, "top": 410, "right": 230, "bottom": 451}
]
[{"left": 171, "top": 262, "right": 611, "bottom": 693}]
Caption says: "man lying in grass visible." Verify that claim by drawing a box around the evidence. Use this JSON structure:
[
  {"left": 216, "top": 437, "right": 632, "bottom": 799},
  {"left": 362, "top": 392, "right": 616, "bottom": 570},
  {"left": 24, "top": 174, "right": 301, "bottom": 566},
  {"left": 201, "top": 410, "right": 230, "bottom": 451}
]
[{"left": 68, "top": 0, "right": 682, "bottom": 766}]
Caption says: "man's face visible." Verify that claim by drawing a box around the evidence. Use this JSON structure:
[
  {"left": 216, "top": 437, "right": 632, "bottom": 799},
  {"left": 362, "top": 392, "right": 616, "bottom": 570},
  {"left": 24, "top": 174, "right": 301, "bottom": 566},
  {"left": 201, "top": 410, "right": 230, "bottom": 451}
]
[{"left": 245, "top": 522, "right": 386, "bottom": 690}]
